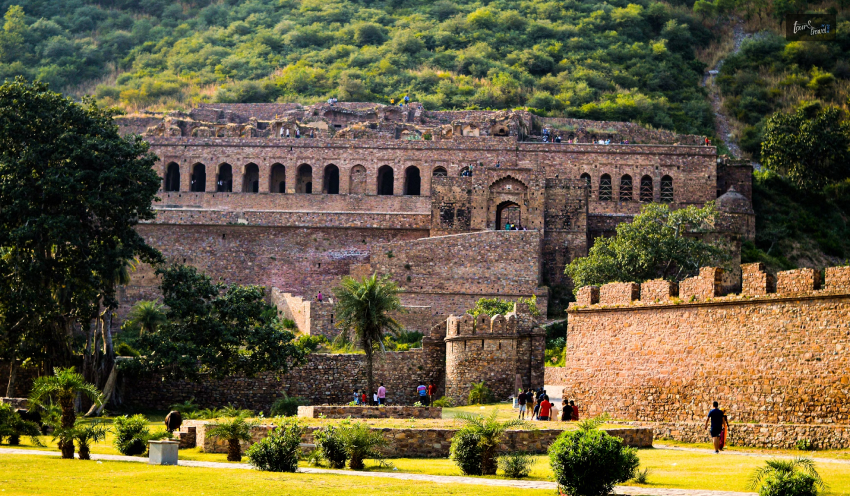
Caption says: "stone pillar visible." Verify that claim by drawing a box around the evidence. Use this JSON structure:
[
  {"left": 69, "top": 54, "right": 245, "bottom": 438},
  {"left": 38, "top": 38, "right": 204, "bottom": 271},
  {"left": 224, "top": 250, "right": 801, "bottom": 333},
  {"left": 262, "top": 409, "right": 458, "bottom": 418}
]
[
  {"left": 394, "top": 166, "right": 404, "bottom": 196},
  {"left": 205, "top": 164, "right": 217, "bottom": 192},
  {"left": 339, "top": 164, "right": 351, "bottom": 194},
  {"left": 314, "top": 166, "right": 325, "bottom": 195},
  {"left": 825, "top": 266, "right": 850, "bottom": 292},
  {"left": 575, "top": 286, "right": 599, "bottom": 305},
  {"left": 232, "top": 165, "right": 244, "bottom": 194},
  {"left": 285, "top": 164, "right": 297, "bottom": 194},
  {"left": 258, "top": 162, "right": 270, "bottom": 193},
  {"left": 367, "top": 165, "right": 379, "bottom": 195},
  {"left": 179, "top": 163, "right": 191, "bottom": 192},
  {"left": 422, "top": 165, "right": 433, "bottom": 197},
  {"left": 148, "top": 440, "right": 179, "bottom": 465}
]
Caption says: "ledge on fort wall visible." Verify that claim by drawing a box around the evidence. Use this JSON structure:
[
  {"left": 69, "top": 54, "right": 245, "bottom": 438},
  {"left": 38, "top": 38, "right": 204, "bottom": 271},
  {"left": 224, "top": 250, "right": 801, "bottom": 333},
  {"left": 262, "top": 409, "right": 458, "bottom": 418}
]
[
  {"left": 297, "top": 406, "right": 441, "bottom": 419},
  {"left": 568, "top": 264, "right": 850, "bottom": 313}
]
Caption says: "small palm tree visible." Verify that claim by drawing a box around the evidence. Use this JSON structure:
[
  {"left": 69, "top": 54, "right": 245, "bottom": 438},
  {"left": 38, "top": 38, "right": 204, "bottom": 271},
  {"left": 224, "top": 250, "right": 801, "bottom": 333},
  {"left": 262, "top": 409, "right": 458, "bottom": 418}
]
[
  {"left": 29, "top": 367, "right": 101, "bottom": 459},
  {"left": 339, "top": 422, "right": 388, "bottom": 470},
  {"left": 455, "top": 410, "right": 532, "bottom": 475},
  {"left": 468, "top": 381, "right": 492, "bottom": 405},
  {"left": 126, "top": 300, "right": 167, "bottom": 337},
  {"left": 749, "top": 457, "right": 827, "bottom": 494},
  {"left": 334, "top": 273, "right": 403, "bottom": 401},
  {"left": 207, "top": 415, "right": 258, "bottom": 461},
  {"left": 72, "top": 420, "right": 109, "bottom": 460}
]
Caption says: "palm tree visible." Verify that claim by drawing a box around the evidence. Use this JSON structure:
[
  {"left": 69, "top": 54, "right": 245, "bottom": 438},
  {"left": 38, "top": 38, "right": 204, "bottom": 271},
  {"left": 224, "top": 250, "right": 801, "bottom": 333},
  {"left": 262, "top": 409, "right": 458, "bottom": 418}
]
[
  {"left": 749, "top": 457, "right": 827, "bottom": 493},
  {"left": 29, "top": 367, "right": 102, "bottom": 458},
  {"left": 207, "top": 415, "right": 258, "bottom": 461},
  {"left": 126, "top": 300, "right": 167, "bottom": 337},
  {"left": 454, "top": 410, "right": 531, "bottom": 475},
  {"left": 73, "top": 420, "right": 109, "bottom": 460},
  {"left": 334, "top": 274, "right": 403, "bottom": 402},
  {"left": 468, "top": 381, "right": 492, "bottom": 405}
]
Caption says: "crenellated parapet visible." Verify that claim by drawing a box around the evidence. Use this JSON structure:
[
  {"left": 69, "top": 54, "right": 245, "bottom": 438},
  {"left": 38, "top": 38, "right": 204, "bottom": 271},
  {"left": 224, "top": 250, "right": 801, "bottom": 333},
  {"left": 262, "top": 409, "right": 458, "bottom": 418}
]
[{"left": 569, "top": 264, "right": 850, "bottom": 311}]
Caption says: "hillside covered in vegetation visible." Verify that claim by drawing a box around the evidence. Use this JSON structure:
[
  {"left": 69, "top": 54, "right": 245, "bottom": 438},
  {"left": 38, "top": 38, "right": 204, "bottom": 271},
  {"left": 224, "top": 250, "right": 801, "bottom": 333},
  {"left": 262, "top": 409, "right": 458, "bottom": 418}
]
[{"left": 0, "top": 0, "right": 716, "bottom": 136}]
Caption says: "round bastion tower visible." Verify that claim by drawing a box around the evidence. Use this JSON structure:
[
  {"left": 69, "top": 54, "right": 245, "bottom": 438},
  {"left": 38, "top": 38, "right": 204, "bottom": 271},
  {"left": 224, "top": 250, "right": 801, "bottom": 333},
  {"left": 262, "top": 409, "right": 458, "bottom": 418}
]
[{"left": 444, "top": 303, "right": 546, "bottom": 405}]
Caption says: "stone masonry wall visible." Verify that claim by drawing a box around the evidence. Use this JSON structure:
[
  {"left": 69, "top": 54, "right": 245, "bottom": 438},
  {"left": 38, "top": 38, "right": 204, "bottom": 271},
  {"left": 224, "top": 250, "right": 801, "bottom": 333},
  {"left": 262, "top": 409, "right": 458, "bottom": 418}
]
[
  {"left": 640, "top": 279, "right": 678, "bottom": 302},
  {"left": 599, "top": 282, "right": 640, "bottom": 305},
  {"left": 183, "top": 420, "right": 652, "bottom": 456},
  {"left": 549, "top": 265, "right": 850, "bottom": 426},
  {"left": 776, "top": 268, "right": 822, "bottom": 294},
  {"left": 297, "top": 406, "right": 442, "bottom": 419},
  {"left": 679, "top": 267, "right": 723, "bottom": 301}
]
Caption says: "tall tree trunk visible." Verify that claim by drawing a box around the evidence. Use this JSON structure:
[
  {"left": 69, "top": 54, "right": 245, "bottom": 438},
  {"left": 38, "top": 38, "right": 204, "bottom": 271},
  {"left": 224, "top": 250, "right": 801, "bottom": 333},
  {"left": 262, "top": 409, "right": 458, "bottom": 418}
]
[
  {"left": 59, "top": 395, "right": 76, "bottom": 459},
  {"left": 365, "top": 348, "right": 374, "bottom": 407},
  {"left": 227, "top": 439, "right": 241, "bottom": 462},
  {"left": 6, "top": 356, "right": 17, "bottom": 397},
  {"left": 85, "top": 363, "right": 117, "bottom": 417}
]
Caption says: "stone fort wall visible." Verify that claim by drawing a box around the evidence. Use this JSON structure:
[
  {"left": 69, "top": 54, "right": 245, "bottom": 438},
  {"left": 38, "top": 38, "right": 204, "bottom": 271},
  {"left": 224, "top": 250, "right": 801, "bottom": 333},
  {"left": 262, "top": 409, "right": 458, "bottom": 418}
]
[{"left": 546, "top": 264, "right": 850, "bottom": 426}]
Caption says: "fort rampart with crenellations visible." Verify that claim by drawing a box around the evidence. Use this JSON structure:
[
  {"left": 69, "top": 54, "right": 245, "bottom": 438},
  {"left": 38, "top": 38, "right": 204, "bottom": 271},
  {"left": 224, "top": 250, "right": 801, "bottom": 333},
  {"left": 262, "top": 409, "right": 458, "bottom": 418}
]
[{"left": 545, "top": 264, "right": 850, "bottom": 440}]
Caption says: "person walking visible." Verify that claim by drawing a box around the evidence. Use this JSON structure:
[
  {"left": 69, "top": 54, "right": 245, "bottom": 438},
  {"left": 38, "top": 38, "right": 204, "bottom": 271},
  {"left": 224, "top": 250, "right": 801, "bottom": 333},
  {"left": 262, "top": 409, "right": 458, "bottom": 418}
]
[
  {"left": 372, "top": 391, "right": 378, "bottom": 406},
  {"left": 361, "top": 391, "right": 368, "bottom": 405},
  {"left": 417, "top": 382, "right": 427, "bottom": 404},
  {"left": 532, "top": 389, "right": 541, "bottom": 420},
  {"left": 317, "top": 291, "right": 323, "bottom": 302},
  {"left": 569, "top": 400, "right": 579, "bottom": 421},
  {"left": 561, "top": 400, "right": 572, "bottom": 421},
  {"left": 353, "top": 389, "right": 360, "bottom": 405},
  {"left": 538, "top": 395, "right": 552, "bottom": 421},
  {"left": 377, "top": 383, "right": 386, "bottom": 405},
  {"left": 427, "top": 382, "right": 436, "bottom": 406},
  {"left": 517, "top": 389, "right": 527, "bottom": 419},
  {"left": 704, "top": 401, "right": 725, "bottom": 453}
]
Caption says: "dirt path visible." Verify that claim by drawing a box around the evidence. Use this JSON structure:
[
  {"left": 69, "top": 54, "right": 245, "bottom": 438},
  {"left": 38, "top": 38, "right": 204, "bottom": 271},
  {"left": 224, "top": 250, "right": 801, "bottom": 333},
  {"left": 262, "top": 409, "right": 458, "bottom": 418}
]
[{"left": 701, "top": 20, "right": 752, "bottom": 159}]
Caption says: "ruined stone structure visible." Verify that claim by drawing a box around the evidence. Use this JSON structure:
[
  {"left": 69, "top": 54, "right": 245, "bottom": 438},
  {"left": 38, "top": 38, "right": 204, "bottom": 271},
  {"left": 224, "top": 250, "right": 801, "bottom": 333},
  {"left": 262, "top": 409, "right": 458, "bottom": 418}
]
[
  {"left": 116, "top": 101, "right": 752, "bottom": 330},
  {"left": 545, "top": 264, "right": 850, "bottom": 447}
]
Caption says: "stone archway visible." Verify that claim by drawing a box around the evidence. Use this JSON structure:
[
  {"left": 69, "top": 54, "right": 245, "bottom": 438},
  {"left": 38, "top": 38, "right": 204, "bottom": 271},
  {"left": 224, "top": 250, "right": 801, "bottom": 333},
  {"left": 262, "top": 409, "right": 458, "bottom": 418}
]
[{"left": 487, "top": 176, "right": 529, "bottom": 230}]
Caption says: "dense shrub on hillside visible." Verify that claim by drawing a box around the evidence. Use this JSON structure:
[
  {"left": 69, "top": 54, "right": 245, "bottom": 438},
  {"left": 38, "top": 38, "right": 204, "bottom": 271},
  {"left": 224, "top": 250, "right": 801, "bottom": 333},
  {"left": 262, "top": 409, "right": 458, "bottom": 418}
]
[{"left": 0, "top": 0, "right": 716, "bottom": 136}]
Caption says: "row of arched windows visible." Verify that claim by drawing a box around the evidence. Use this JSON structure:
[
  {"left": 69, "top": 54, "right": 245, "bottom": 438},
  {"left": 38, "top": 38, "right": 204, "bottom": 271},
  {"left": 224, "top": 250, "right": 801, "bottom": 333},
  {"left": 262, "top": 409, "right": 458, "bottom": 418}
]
[
  {"left": 163, "top": 162, "right": 424, "bottom": 196},
  {"left": 580, "top": 173, "right": 674, "bottom": 203}
]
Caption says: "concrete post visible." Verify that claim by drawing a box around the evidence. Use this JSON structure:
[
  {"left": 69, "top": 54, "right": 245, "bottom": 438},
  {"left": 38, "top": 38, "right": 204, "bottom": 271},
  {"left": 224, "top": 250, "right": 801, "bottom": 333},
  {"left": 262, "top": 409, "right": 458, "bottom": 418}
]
[{"left": 148, "top": 440, "right": 179, "bottom": 465}]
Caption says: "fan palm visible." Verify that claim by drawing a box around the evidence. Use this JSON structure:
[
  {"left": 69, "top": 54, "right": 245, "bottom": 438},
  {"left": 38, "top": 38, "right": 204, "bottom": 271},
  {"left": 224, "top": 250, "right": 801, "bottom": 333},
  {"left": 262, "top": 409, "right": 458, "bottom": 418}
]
[
  {"left": 468, "top": 381, "right": 492, "bottom": 405},
  {"left": 126, "top": 300, "right": 167, "bottom": 337},
  {"left": 455, "top": 410, "right": 532, "bottom": 475},
  {"left": 749, "top": 457, "right": 827, "bottom": 492},
  {"left": 29, "top": 367, "right": 102, "bottom": 458},
  {"left": 72, "top": 420, "right": 109, "bottom": 460},
  {"left": 334, "top": 274, "right": 403, "bottom": 401},
  {"left": 207, "top": 415, "right": 258, "bottom": 461}
]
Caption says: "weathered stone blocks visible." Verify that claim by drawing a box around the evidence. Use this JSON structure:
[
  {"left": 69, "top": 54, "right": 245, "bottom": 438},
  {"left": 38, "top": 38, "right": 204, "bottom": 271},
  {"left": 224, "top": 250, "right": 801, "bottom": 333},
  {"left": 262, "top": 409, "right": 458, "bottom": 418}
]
[
  {"left": 640, "top": 279, "right": 677, "bottom": 302},
  {"left": 825, "top": 266, "right": 850, "bottom": 292},
  {"left": 679, "top": 266, "right": 723, "bottom": 300},
  {"left": 742, "top": 262, "right": 775, "bottom": 295},
  {"left": 599, "top": 282, "right": 640, "bottom": 305},
  {"left": 776, "top": 268, "right": 821, "bottom": 293},
  {"left": 576, "top": 286, "right": 599, "bottom": 306}
]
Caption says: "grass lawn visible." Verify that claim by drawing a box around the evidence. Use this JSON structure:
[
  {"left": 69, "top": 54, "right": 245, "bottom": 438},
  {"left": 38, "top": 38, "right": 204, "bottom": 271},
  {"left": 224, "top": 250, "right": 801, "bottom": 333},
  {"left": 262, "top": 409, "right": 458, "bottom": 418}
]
[{"left": 0, "top": 455, "right": 549, "bottom": 496}]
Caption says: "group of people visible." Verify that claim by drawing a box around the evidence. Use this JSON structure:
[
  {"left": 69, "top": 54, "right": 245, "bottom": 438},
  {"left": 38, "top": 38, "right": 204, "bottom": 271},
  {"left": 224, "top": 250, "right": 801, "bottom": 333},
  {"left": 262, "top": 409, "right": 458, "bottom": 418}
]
[
  {"left": 516, "top": 388, "right": 579, "bottom": 422},
  {"left": 705, "top": 401, "right": 730, "bottom": 453},
  {"left": 390, "top": 95, "right": 411, "bottom": 106},
  {"left": 540, "top": 128, "right": 639, "bottom": 145},
  {"left": 353, "top": 383, "right": 388, "bottom": 406},
  {"left": 504, "top": 223, "right": 528, "bottom": 231},
  {"left": 417, "top": 382, "right": 437, "bottom": 405},
  {"left": 280, "top": 127, "right": 315, "bottom": 138}
]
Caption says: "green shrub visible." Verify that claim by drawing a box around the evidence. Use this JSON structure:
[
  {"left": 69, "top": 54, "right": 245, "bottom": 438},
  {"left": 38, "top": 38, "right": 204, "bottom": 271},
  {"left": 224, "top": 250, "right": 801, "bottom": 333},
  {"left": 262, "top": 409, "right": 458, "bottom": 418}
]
[
  {"left": 432, "top": 396, "right": 454, "bottom": 407},
  {"left": 246, "top": 422, "right": 303, "bottom": 472},
  {"left": 498, "top": 451, "right": 533, "bottom": 478},
  {"left": 295, "top": 334, "right": 327, "bottom": 353},
  {"left": 270, "top": 394, "right": 307, "bottom": 417},
  {"left": 633, "top": 467, "right": 651, "bottom": 484},
  {"left": 549, "top": 427, "right": 639, "bottom": 496},
  {"left": 759, "top": 472, "right": 819, "bottom": 496},
  {"left": 113, "top": 414, "right": 151, "bottom": 456},
  {"left": 115, "top": 342, "right": 140, "bottom": 357},
  {"left": 314, "top": 425, "right": 348, "bottom": 469},
  {"left": 74, "top": 420, "right": 109, "bottom": 460},
  {"left": 0, "top": 403, "right": 42, "bottom": 446},
  {"left": 450, "top": 428, "right": 483, "bottom": 475},
  {"left": 796, "top": 439, "right": 814, "bottom": 451},
  {"left": 339, "top": 422, "right": 388, "bottom": 470},
  {"left": 281, "top": 318, "right": 298, "bottom": 330},
  {"left": 169, "top": 398, "right": 199, "bottom": 415}
]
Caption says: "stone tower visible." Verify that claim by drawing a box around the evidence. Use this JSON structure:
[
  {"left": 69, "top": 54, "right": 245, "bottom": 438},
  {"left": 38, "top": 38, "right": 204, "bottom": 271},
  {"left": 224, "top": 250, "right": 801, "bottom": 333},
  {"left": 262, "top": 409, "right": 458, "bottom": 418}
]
[{"left": 444, "top": 303, "right": 545, "bottom": 405}]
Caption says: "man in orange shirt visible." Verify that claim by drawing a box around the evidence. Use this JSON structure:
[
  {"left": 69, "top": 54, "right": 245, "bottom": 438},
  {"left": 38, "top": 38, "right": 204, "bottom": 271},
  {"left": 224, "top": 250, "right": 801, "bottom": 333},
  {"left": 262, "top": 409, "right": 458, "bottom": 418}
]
[
  {"left": 427, "top": 382, "right": 436, "bottom": 406},
  {"left": 538, "top": 396, "right": 552, "bottom": 421}
]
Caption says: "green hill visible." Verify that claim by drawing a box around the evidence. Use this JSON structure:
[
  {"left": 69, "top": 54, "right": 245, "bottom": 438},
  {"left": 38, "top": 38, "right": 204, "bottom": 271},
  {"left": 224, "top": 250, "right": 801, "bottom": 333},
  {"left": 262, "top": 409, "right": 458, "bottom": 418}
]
[{"left": 0, "top": 0, "right": 714, "bottom": 136}]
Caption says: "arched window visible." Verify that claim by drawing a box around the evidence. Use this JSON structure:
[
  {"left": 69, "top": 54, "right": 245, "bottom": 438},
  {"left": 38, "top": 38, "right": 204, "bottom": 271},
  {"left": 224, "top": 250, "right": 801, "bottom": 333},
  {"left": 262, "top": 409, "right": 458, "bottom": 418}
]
[
  {"left": 432, "top": 166, "right": 448, "bottom": 177},
  {"left": 496, "top": 201, "right": 521, "bottom": 230},
  {"left": 459, "top": 166, "right": 473, "bottom": 177},
  {"left": 349, "top": 165, "right": 367, "bottom": 195},
  {"left": 580, "top": 173, "right": 591, "bottom": 196},
  {"left": 270, "top": 163, "right": 285, "bottom": 193},
  {"left": 640, "top": 175, "right": 653, "bottom": 202},
  {"left": 164, "top": 162, "right": 180, "bottom": 192},
  {"left": 191, "top": 163, "right": 206, "bottom": 192},
  {"left": 404, "top": 166, "right": 421, "bottom": 196},
  {"left": 217, "top": 163, "right": 233, "bottom": 192},
  {"left": 377, "top": 165, "right": 394, "bottom": 195},
  {"left": 242, "top": 163, "right": 259, "bottom": 193},
  {"left": 661, "top": 175, "right": 674, "bottom": 203},
  {"left": 619, "top": 174, "right": 632, "bottom": 202},
  {"left": 296, "top": 164, "right": 312, "bottom": 194},
  {"left": 323, "top": 164, "right": 340, "bottom": 194},
  {"left": 599, "top": 174, "right": 612, "bottom": 201}
]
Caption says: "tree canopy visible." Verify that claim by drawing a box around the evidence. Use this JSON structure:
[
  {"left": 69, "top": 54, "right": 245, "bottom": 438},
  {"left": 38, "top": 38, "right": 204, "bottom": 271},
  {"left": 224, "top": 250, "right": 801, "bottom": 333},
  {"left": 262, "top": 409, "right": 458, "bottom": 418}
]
[
  {"left": 0, "top": 77, "right": 161, "bottom": 376},
  {"left": 128, "top": 265, "right": 305, "bottom": 380},
  {"left": 761, "top": 103, "right": 850, "bottom": 191},
  {"left": 565, "top": 203, "right": 728, "bottom": 290}
]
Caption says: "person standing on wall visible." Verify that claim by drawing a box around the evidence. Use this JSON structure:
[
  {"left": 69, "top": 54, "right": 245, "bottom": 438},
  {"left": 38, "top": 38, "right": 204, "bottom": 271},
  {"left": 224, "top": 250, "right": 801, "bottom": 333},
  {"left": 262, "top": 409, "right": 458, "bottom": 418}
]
[
  {"left": 704, "top": 401, "right": 725, "bottom": 453},
  {"left": 427, "top": 382, "right": 436, "bottom": 407},
  {"left": 417, "top": 382, "right": 427, "bottom": 405},
  {"left": 378, "top": 383, "right": 386, "bottom": 405}
]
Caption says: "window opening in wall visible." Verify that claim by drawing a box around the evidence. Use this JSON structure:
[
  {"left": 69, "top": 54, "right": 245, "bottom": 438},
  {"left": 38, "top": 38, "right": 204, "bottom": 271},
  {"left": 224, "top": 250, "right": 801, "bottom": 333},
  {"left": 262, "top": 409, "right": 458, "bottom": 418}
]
[
  {"left": 242, "top": 163, "right": 259, "bottom": 193},
  {"left": 377, "top": 165, "right": 394, "bottom": 195},
  {"left": 640, "top": 175, "right": 653, "bottom": 202},
  {"left": 270, "top": 163, "right": 285, "bottom": 193},
  {"left": 165, "top": 163, "right": 180, "bottom": 192},
  {"left": 432, "top": 167, "right": 447, "bottom": 177},
  {"left": 599, "top": 174, "right": 612, "bottom": 201},
  {"left": 296, "top": 164, "right": 313, "bottom": 194},
  {"left": 619, "top": 175, "right": 632, "bottom": 202},
  {"left": 191, "top": 163, "right": 206, "bottom": 192},
  {"left": 661, "top": 175, "right": 674, "bottom": 203},
  {"left": 217, "top": 163, "right": 233, "bottom": 192},
  {"left": 580, "top": 173, "right": 591, "bottom": 196},
  {"left": 323, "top": 164, "right": 340, "bottom": 194},
  {"left": 404, "top": 166, "right": 421, "bottom": 196},
  {"left": 496, "top": 201, "right": 521, "bottom": 230}
]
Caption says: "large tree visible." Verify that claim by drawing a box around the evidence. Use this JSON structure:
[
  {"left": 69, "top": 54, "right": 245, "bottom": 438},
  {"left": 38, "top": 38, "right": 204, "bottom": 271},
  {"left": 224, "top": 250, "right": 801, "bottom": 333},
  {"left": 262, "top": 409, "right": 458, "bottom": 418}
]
[
  {"left": 565, "top": 203, "right": 728, "bottom": 290},
  {"left": 334, "top": 274, "right": 403, "bottom": 401},
  {"left": 761, "top": 103, "right": 850, "bottom": 191},
  {"left": 128, "top": 265, "right": 305, "bottom": 380},
  {"left": 0, "top": 78, "right": 162, "bottom": 398}
]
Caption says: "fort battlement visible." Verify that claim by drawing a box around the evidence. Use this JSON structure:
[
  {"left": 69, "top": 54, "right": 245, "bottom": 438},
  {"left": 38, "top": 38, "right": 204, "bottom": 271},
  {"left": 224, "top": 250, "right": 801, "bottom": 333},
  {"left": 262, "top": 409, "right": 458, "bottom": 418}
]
[{"left": 548, "top": 263, "right": 850, "bottom": 429}]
